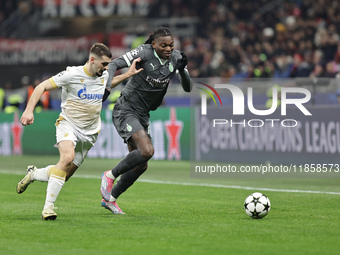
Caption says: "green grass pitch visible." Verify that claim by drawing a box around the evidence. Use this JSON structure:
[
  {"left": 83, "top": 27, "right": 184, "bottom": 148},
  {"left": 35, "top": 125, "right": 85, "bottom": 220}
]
[{"left": 0, "top": 155, "right": 340, "bottom": 255}]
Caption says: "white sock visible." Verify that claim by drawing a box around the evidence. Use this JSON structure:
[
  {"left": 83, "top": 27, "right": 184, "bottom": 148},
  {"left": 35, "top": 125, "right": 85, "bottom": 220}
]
[
  {"left": 32, "top": 165, "right": 54, "bottom": 182},
  {"left": 43, "top": 167, "right": 66, "bottom": 210},
  {"left": 109, "top": 195, "right": 116, "bottom": 202},
  {"left": 106, "top": 171, "right": 115, "bottom": 180}
]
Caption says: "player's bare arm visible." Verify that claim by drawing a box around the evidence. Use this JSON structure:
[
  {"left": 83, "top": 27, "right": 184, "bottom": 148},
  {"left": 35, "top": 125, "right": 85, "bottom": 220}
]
[
  {"left": 20, "top": 79, "right": 56, "bottom": 126},
  {"left": 110, "top": 58, "right": 143, "bottom": 89}
]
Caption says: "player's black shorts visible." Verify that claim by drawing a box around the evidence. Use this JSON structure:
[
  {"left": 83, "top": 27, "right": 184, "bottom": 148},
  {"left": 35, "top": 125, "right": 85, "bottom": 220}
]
[{"left": 112, "top": 98, "right": 151, "bottom": 143}]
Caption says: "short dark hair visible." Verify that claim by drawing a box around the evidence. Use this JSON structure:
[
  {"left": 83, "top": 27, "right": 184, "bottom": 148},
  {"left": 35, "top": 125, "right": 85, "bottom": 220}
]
[
  {"left": 145, "top": 27, "right": 173, "bottom": 44},
  {"left": 90, "top": 43, "right": 112, "bottom": 58}
]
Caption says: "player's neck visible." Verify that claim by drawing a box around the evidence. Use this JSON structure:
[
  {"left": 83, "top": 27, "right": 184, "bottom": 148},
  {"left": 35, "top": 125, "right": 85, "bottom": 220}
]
[
  {"left": 153, "top": 50, "right": 167, "bottom": 65},
  {"left": 84, "top": 62, "right": 95, "bottom": 77}
]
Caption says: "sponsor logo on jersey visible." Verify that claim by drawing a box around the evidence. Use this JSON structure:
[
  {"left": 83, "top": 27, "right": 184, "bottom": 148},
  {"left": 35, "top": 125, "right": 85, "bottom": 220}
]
[
  {"left": 77, "top": 85, "right": 103, "bottom": 100},
  {"left": 150, "top": 63, "right": 156, "bottom": 70},
  {"left": 146, "top": 76, "right": 170, "bottom": 88}
]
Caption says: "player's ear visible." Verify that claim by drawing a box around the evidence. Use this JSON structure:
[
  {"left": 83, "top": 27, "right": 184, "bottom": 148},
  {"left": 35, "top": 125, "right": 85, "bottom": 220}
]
[
  {"left": 89, "top": 55, "right": 95, "bottom": 63},
  {"left": 151, "top": 40, "right": 156, "bottom": 49}
]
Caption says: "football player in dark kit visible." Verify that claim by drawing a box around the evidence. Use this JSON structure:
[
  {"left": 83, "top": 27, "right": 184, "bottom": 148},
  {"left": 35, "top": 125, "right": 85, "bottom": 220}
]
[{"left": 100, "top": 27, "right": 193, "bottom": 214}]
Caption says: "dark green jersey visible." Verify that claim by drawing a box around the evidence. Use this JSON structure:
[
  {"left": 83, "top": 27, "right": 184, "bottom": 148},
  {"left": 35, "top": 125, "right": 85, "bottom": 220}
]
[{"left": 106, "top": 44, "right": 183, "bottom": 115}]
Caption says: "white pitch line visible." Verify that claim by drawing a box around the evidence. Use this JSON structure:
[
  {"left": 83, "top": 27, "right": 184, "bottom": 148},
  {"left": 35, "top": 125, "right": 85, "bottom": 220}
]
[
  {"left": 2, "top": 169, "right": 340, "bottom": 195},
  {"left": 137, "top": 179, "right": 340, "bottom": 195}
]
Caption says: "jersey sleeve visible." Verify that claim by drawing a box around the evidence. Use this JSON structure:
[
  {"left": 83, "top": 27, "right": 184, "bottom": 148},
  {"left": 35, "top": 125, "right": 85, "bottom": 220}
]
[
  {"left": 50, "top": 67, "right": 72, "bottom": 88},
  {"left": 121, "top": 44, "right": 147, "bottom": 66},
  {"left": 106, "top": 44, "right": 147, "bottom": 89}
]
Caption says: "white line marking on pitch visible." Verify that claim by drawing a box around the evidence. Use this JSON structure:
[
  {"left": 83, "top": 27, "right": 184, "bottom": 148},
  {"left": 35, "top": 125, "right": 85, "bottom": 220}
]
[{"left": 2, "top": 169, "right": 340, "bottom": 195}]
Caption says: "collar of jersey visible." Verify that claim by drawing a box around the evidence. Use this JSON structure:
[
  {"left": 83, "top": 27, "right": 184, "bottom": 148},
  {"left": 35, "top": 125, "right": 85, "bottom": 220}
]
[
  {"left": 83, "top": 63, "right": 96, "bottom": 77},
  {"left": 153, "top": 50, "right": 167, "bottom": 65}
]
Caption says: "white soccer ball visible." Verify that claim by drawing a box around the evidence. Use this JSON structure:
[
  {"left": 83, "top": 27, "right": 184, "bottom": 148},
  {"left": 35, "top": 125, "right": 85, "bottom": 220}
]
[{"left": 244, "top": 192, "right": 271, "bottom": 219}]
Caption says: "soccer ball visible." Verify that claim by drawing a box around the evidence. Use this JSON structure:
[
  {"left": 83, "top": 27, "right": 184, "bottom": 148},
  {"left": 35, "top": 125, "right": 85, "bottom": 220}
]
[{"left": 244, "top": 192, "right": 271, "bottom": 219}]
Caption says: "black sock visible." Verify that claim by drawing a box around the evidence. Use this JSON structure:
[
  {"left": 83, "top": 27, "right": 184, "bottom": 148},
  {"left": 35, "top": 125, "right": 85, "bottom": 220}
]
[
  {"left": 111, "top": 167, "right": 147, "bottom": 199},
  {"left": 111, "top": 150, "right": 147, "bottom": 178}
]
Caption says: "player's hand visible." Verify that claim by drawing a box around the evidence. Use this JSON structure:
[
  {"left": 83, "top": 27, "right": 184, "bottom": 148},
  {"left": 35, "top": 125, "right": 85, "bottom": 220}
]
[
  {"left": 127, "top": 58, "right": 144, "bottom": 77},
  {"left": 20, "top": 110, "right": 34, "bottom": 126},
  {"left": 176, "top": 52, "right": 188, "bottom": 72}
]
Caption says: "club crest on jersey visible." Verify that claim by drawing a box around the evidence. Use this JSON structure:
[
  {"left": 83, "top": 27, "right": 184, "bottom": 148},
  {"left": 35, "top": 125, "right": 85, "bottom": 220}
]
[
  {"left": 77, "top": 85, "right": 103, "bottom": 100},
  {"left": 169, "top": 63, "right": 174, "bottom": 72},
  {"left": 126, "top": 124, "right": 132, "bottom": 132}
]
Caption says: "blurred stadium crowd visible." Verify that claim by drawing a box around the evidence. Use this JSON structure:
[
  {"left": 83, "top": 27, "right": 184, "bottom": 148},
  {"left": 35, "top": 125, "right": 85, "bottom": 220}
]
[
  {"left": 2, "top": 0, "right": 340, "bottom": 111},
  {"left": 149, "top": 0, "right": 340, "bottom": 80}
]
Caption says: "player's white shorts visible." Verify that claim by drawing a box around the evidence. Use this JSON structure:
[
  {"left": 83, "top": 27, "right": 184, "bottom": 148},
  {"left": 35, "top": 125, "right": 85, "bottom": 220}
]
[{"left": 55, "top": 116, "right": 98, "bottom": 167}]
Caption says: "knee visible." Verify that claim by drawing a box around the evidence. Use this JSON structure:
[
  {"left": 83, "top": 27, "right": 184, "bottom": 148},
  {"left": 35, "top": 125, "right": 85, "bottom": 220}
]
[
  {"left": 140, "top": 145, "right": 154, "bottom": 160},
  {"left": 60, "top": 155, "right": 74, "bottom": 168}
]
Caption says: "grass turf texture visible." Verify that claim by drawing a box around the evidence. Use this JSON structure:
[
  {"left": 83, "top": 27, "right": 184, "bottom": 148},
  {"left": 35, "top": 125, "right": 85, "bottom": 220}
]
[{"left": 0, "top": 155, "right": 340, "bottom": 255}]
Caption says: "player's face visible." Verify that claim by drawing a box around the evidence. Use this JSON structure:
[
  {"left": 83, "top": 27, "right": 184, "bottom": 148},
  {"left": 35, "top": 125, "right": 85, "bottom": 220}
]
[
  {"left": 93, "top": 56, "right": 111, "bottom": 77},
  {"left": 152, "top": 35, "right": 174, "bottom": 59}
]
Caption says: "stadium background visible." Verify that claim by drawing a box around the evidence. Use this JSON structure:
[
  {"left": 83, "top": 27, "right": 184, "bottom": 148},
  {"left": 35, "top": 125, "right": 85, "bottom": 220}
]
[
  {"left": 1, "top": 3, "right": 340, "bottom": 255},
  {"left": 1, "top": 0, "right": 340, "bottom": 164}
]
